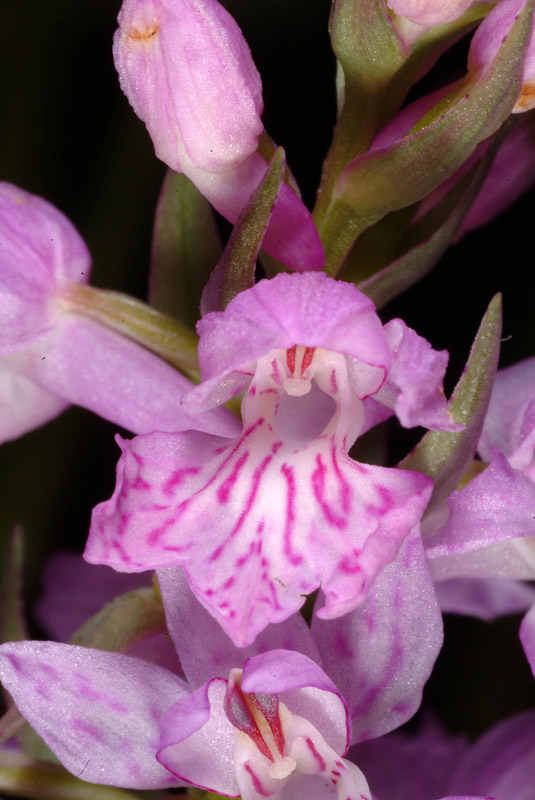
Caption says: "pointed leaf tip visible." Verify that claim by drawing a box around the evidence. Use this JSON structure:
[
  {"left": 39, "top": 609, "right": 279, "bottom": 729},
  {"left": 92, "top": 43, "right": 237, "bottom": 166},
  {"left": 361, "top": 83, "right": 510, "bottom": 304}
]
[
  {"left": 201, "top": 148, "right": 286, "bottom": 315},
  {"left": 400, "top": 294, "right": 502, "bottom": 508}
]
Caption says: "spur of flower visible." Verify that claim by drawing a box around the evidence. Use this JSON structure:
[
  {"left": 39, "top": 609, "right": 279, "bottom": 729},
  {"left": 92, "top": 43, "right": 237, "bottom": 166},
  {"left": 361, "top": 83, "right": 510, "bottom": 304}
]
[{"left": 86, "top": 271, "right": 460, "bottom": 646}]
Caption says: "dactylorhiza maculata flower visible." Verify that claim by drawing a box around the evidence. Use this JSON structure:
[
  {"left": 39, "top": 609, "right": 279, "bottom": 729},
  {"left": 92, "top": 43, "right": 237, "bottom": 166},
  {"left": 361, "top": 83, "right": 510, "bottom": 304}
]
[
  {"left": 86, "top": 271, "right": 461, "bottom": 647},
  {"left": 0, "top": 181, "right": 239, "bottom": 443},
  {"left": 0, "top": 532, "right": 444, "bottom": 797},
  {"left": 113, "top": 0, "right": 325, "bottom": 272}
]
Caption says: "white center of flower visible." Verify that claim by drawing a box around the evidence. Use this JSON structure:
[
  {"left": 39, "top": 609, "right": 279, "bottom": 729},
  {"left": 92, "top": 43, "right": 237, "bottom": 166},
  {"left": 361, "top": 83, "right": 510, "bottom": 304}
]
[
  {"left": 224, "top": 669, "right": 297, "bottom": 781},
  {"left": 282, "top": 345, "right": 315, "bottom": 397}
]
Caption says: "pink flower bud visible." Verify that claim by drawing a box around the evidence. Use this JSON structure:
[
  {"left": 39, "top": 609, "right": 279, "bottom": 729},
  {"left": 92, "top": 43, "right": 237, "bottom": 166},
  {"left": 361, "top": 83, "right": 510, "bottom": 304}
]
[
  {"left": 469, "top": 0, "right": 535, "bottom": 113},
  {"left": 387, "top": 0, "right": 473, "bottom": 28},
  {"left": 113, "top": 0, "right": 325, "bottom": 271},
  {"left": 114, "top": 0, "right": 263, "bottom": 174}
]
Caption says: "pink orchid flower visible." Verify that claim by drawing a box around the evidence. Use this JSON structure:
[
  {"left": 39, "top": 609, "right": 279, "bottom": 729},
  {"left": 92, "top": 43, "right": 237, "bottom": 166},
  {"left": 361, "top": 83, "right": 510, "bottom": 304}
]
[
  {"left": 0, "top": 530, "right": 443, "bottom": 797},
  {"left": 86, "top": 272, "right": 460, "bottom": 646}
]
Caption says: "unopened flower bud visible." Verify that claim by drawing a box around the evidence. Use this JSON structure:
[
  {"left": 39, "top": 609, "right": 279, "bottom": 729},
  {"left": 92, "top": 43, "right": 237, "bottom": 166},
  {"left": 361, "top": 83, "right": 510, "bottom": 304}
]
[
  {"left": 114, "top": 0, "right": 325, "bottom": 270},
  {"left": 469, "top": 0, "right": 535, "bottom": 113}
]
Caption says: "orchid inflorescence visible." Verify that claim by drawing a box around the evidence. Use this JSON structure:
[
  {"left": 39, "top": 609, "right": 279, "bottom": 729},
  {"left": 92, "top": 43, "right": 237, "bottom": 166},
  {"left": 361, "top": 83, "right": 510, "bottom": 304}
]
[{"left": 0, "top": 2, "right": 534, "bottom": 800}]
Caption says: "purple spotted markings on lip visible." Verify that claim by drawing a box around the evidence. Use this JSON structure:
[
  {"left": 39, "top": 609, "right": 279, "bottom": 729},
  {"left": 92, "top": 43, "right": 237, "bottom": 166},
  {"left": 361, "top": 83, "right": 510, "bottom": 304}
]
[{"left": 85, "top": 273, "right": 457, "bottom": 646}]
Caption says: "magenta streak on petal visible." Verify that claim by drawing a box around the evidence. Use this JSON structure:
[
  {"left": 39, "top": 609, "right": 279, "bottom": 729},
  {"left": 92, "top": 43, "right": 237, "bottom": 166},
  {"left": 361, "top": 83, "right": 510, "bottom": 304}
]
[
  {"left": 244, "top": 762, "right": 271, "bottom": 797},
  {"left": 331, "top": 443, "right": 352, "bottom": 515},
  {"left": 147, "top": 517, "right": 177, "bottom": 547},
  {"left": 337, "top": 553, "right": 362, "bottom": 575},
  {"left": 312, "top": 454, "right": 347, "bottom": 529},
  {"left": 72, "top": 718, "right": 103, "bottom": 741},
  {"left": 270, "top": 358, "right": 282, "bottom": 385},
  {"left": 131, "top": 474, "right": 151, "bottom": 491},
  {"left": 377, "top": 486, "right": 394, "bottom": 512},
  {"left": 163, "top": 467, "right": 201, "bottom": 497},
  {"left": 217, "top": 450, "right": 250, "bottom": 504},
  {"left": 349, "top": 621, "right": 403, "bottom": 730},
  {"left": 112, "top": 540, "right": 134, "bottom": 566},
  {"left": 210, "top": 448, "right": 278, "bottom": 562},
  {"left": 330, "top": 368, "right": 338, "bottom": 395},
  {"left": 281, "top": 463, "right": 304, "bottom": 566},
  {"left": 305, "top": 737, "right": 327, "bottom": 771}
]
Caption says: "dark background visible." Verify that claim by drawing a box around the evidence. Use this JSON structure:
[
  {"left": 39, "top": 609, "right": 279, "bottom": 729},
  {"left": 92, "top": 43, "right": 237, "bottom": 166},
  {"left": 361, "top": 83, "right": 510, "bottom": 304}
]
[{"left": 0, "top": 0, "right": 533, "bottom": 745}]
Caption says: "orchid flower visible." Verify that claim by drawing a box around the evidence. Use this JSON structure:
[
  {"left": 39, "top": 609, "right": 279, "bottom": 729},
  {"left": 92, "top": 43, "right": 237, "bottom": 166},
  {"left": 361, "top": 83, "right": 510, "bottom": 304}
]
[
  {"left": 85, "top": 271, "right": 460, "bottom": 646},
  {"left": 113, "top": 0, "right": 324, "bottom": 272},
  {"left": 0, "top": 182, "right": 239, "bottom": 443},
  {"left": 0, "top": 529, "right": 443, "bottom": 797}
]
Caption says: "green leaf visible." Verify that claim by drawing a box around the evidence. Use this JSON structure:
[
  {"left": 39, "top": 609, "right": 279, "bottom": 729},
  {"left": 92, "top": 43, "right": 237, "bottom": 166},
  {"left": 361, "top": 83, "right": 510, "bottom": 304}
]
[
  {"left": 354, "top": 123, "right": 509, "bottom": 306},
  {"left": 315, "top": 0, "right": 409, "bottom": 223},
  {"left": 70, "top": 586, "right": 166, "bottom": 653},
  {"left": 400, "top": 294, "right": 502, "bottom": 510},
  {"left": 150, "top": 170, "right": 222, "bottom": 328},
  {"left": 379, "top": 4, "right": 492, "bottom": 128},
  {"left": 59, "top": 286, "right": 200, "bottom": 383},
  {"left": 0, "top": 761, "right": 143, "bottom": 800},
  {"left": 201, "top": 148, "right": 285, "bottom": 314},
  {"left": 0, "top": 706, "right": 26, "bottom": 744},
  {"left": 0, "top": 526, "right": 27, "bottom": 646},
  {"left": 186, "top": 791, "right": 236, "bottom": 800},
  {"left": 320, "top": 0, "right": 534, "bottom": 274}
]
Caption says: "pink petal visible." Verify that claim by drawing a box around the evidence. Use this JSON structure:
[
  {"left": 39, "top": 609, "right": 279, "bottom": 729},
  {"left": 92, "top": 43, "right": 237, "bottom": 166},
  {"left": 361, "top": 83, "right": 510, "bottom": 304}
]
[
  {"left": 469, "top": 0, "right": 535, "bottom": 113},
  {"left": 185, "top": 272, "right": 391, "bottom": 412},
  {"left": 387, "top": 0, "right": 473, "bottom": 27},
  {"left": 0, "top": 360, "right": 68, "bottom": 443},
  {"left": 0, "top": 182, "right": 90, "bottom": 354},
  {"left": 311, "top": 528, "right": 443, "bottom": 743},
  {"left": 157, "top": 566, "right": 321, "bottom": 689},
  {"left": 0, "top": 641, "right": 187, "bottom": 788},
  {"left": 458, "top": 115, "right": 535, "bottom": 236},
  {"left": 478, "top": 357, "right": 535, "bottom": 461},
  {"left": 242, "top": 649, "right": 350, "bottom": 755},
  {"left": 87, "top": 426, "right": 431, "bottom": 646},
  {"left": 188, "top": 151, "right": 325, "bottom": 272},
  {"left": 435, "top": 577, "right": 535, "bottom": 621},
  {"left": 519, "top": 602, "right": 535, "bottom": 676},
  {"left": 425, "top": 451, "right": 535, "bottom": 563},
  {"left": 113, "top": 1, "right": 323, "bottom": 271},
  {"left": 114, "top": 0, "right": 263, "bottom": 174},
  {"left": 158, "top": 677, "right": 239, "bottom": 796},
  {"left": 14, "top": 316, "right": 239, "bottom": 437},
  {"left": 448, "top": 710, "right": 535, "bottom": 797},
  {"left": 352, "top": 715, "right": 467, "bottom": 800},
  {"left": 366, "top": 318, "right": 461, "bottom": 432}
]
